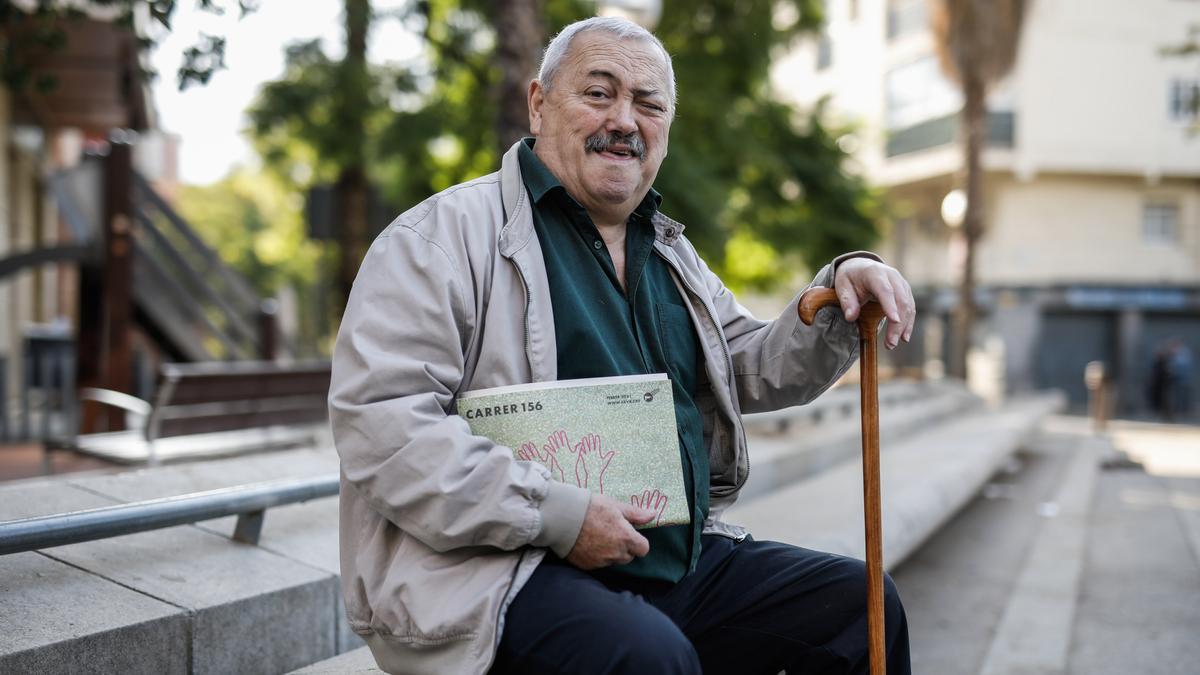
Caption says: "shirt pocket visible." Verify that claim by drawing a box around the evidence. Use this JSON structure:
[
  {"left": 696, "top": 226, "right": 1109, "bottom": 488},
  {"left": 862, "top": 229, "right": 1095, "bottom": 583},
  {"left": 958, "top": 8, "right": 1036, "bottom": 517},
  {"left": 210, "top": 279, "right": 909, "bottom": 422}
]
[{"left": 656, "top": 302, "right": 700, "bottom": 393}]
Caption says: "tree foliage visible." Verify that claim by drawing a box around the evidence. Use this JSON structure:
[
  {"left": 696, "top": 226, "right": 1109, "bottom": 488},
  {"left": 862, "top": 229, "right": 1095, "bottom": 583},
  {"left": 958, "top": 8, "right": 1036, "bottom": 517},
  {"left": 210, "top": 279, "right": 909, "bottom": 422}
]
[
  {"left": 247, "top": 0, "right": 878, "bottom": 292},
  {"left": 175, "top": 169, "right": 331, "bottom": 352}
]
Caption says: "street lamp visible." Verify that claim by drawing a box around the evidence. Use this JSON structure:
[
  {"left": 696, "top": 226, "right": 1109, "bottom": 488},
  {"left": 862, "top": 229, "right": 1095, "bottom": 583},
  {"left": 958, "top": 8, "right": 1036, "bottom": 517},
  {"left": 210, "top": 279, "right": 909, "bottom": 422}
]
[
  {"left": 940, "top": 188, "right": 966, "bottom": 229},
  {"left": 595, "top": 0, "right": 662, "bottom": 29}
]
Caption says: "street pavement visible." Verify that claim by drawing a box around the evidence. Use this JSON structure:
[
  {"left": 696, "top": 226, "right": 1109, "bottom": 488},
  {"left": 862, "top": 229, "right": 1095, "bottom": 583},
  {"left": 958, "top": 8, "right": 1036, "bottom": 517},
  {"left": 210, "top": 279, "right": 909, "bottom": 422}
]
[{"left": 893, "top": 416, "right": 1200, "bottom": 674}]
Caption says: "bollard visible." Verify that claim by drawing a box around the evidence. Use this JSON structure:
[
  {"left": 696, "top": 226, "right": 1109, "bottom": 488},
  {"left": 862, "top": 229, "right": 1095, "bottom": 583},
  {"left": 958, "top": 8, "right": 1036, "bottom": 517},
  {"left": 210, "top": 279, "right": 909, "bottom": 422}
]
[{"left": 1084, "top": 361, "right": 1109, "bottom": 433}]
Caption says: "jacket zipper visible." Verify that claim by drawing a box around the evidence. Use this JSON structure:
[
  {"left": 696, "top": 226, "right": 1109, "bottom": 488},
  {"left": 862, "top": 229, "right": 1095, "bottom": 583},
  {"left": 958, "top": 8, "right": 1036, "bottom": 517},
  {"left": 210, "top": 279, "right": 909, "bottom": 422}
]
[
  {"left": 516, "top": 261, "right": 534, "bottom": 374},
  {"left": 654, "top": 248, "right": 749, "bottom": 493}
]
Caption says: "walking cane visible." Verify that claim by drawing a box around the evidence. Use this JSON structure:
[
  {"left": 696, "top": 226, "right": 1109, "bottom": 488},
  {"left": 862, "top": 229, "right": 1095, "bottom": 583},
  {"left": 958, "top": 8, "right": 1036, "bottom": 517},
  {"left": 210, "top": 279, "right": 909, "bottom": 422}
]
[{"left": 798, "top": 287, "right": 887, "bottom": 675}]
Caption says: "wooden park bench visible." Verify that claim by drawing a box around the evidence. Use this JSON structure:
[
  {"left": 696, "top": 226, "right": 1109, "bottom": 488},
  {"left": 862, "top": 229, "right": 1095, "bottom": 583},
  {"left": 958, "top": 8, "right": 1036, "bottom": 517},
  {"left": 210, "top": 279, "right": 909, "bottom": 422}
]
[{"left": 63, "top": 361, "right": 331, "bottom": 464}]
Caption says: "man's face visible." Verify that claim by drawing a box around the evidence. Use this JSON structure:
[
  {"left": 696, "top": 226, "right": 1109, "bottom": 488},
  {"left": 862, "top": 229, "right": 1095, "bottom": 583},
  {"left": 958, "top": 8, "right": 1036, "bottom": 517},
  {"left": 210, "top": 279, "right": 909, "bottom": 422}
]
[{"left": 528, "top": 32, "right": 673, "bottom": 221}]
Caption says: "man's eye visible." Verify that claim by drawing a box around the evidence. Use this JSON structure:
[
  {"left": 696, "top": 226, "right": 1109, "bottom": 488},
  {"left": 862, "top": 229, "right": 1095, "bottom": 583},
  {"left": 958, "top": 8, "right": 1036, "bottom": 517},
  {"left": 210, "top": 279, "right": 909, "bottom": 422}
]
[{"left": 586, "top": 90, "right": 607, "bottom": 99}]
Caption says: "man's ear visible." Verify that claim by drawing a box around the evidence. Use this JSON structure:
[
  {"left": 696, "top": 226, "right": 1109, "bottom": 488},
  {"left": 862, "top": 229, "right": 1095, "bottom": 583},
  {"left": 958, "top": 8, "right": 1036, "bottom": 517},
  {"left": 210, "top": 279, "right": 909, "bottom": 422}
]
[{"left": 528, "top": 80, "right": 544, "bottom": 136}]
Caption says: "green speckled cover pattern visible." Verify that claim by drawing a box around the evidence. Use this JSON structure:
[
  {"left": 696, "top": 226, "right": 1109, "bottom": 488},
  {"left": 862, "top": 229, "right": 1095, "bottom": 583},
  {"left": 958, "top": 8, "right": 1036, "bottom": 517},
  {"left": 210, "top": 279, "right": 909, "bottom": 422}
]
[{"left": 458, "top": 374, "right": 688, "bottom": 528}]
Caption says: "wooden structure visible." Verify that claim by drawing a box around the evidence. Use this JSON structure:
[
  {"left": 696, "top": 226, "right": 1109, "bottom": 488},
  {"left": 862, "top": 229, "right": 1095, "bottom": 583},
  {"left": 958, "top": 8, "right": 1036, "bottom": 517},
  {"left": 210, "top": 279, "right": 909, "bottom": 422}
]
[
  {"left": 8, "top": 17, "right": 150, "bottom": 133},
  {"left": 63, "top": 361, "right": 331, "bottom": 465}
]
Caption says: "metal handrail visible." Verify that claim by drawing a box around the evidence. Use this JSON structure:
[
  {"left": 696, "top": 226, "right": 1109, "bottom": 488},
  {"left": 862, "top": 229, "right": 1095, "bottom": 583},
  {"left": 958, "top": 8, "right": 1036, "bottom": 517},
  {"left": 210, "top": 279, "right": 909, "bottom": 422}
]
[{"left": 0, "top": 474, "right": 339, "bottom": 555}]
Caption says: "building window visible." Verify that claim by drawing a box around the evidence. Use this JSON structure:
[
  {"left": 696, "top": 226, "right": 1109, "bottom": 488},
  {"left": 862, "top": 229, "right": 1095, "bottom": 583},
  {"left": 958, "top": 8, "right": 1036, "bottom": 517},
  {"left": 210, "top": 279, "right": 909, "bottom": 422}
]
[
  {"left": 1143, "top": 201, "right": 1180, "bottom": 244},
  {"left": 817, "top": 33, "right": 833, "bottom": 70},
  {"left": 1169, "top": 79, "right": 1199, "bottom": 122},
  {"left": 887, "top": 0, "right": 928, "bottom": 40},
  {"left": 885, "top": 56, "right": 961, "bottom": 129}
]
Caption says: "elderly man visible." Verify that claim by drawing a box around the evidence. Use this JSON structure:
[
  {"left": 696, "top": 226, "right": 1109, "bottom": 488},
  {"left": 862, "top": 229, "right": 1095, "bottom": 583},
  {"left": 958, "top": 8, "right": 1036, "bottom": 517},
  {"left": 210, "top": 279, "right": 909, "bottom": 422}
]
[{"left": 330, "top": 16, "right": 914, "bottom": 675}]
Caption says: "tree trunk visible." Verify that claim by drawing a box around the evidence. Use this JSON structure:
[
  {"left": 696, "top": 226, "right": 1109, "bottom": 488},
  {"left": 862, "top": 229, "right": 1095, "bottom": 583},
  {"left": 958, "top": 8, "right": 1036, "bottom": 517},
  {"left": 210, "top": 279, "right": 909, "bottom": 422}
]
[
  {"left": 492, "top": 0, "right": 543, "bottom": 154},
  {"left": 334, "top": 0, "right": 371, "bottom": 313},
  {"left": 948, "top": 72, "right": 987, "bottom": 380}
]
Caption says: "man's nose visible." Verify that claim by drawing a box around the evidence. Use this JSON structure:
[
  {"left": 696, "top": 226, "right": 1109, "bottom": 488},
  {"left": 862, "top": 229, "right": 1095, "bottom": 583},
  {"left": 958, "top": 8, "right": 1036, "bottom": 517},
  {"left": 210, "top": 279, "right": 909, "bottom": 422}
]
[{"left": 606, "top": 97, "right": 638, "bottom": 135}]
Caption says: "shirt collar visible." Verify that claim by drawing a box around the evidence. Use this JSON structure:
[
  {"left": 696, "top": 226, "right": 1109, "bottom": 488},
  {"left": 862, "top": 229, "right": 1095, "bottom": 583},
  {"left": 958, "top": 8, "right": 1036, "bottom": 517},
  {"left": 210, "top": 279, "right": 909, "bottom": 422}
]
[{"left": 518, "top": 137, "right": 663, "bottom": 219}]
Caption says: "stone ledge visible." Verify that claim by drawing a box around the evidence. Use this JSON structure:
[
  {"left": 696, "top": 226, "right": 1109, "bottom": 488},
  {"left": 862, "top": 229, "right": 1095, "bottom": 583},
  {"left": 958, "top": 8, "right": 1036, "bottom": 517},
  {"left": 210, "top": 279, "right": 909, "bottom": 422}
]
[
  {"left": 740, "top": 381, "right": 981, "bottom": 500},
  {"left": 290, "top": 646, "right": 382, "bottom": 674},
  {"left": 0, "top": 447, "right": 344, "bottom": 673},
  {"left": 726, "top": 393, "right": 1065, "bottom": 569},
  {"left": 0, "top": 551, "right": 190, "bottom": 674}
]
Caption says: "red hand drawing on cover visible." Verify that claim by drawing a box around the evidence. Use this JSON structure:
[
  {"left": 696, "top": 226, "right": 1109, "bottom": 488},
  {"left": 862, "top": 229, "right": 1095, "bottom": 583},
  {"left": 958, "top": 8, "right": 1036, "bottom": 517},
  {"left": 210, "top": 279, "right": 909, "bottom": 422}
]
[
  {"left": 571, "top": 432, "right": 615, "bottom": 494},
  {"left": 516, "top": 435, "right": 567, "bottom": 483},
  {"left": 540, "top": 430, "right": 570, "bottom": 482},
  {"left": 629, "top": 489, "right": 668, "bottom": 527}
]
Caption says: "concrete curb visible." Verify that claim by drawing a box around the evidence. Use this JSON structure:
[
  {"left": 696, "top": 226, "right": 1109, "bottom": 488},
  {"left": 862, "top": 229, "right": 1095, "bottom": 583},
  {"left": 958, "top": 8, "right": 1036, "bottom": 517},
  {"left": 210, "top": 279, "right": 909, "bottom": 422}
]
[
  {"left": 726, "top": 393, "right": 1066, "bottom": 570},
  {"left": 978, "top": 434, "right": 1103, "bottom": 675},
  {"left": 740, "top": 383, "right": 981, "bottom": 500},
  {"left": 0, "top": 446, "right": 349, "bottom": 673},
  {"left": 290, "top": 646, "right": 382, "bottom": 674}
]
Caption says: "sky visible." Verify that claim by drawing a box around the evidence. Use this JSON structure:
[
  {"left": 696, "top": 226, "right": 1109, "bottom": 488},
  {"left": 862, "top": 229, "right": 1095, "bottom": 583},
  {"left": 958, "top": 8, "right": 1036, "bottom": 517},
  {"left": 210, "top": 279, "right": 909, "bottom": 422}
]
[{"left": 149, "top": 0, "right": 420, "bottom": 186}]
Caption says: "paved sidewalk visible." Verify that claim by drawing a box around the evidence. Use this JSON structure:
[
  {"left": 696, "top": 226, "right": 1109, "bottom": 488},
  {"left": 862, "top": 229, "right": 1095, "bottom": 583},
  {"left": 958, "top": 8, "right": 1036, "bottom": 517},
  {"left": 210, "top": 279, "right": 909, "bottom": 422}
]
[{"left": 893, "top": 417, "right": 1200, "bottom": 675}]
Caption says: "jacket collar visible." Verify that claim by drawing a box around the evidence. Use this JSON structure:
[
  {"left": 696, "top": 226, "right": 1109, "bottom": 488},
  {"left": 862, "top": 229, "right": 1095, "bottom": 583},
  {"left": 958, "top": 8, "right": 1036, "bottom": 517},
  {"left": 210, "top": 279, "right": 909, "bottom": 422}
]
[
  {"left": 498, "top": 140, "right": 686, "bottom": 254},
  {"left": 498, "top": 141, "right": 533, "bottom": 258}
]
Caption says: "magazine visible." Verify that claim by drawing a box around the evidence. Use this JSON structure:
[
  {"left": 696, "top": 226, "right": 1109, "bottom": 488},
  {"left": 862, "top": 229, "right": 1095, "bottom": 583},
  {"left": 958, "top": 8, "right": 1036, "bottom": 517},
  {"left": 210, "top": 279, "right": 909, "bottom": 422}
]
[{"left": 458, "top": 374, "right": 688, "bottom": 528}]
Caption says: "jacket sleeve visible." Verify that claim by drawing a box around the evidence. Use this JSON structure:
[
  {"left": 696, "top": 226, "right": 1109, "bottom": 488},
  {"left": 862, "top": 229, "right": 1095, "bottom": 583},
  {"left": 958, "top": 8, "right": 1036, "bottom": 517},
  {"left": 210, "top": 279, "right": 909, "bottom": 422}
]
[
  {"left": 699, "top": 249, "right": 883, "bottom": 414},
  {"left": 328, "top": 225, "right": 589, "bottom": 557}
]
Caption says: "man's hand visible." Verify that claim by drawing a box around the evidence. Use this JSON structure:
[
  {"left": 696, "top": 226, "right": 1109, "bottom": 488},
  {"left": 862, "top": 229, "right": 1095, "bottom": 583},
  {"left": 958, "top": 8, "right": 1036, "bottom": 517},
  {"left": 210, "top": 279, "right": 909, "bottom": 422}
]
[
  {"left": 832, "top": 258, "right": 916, "bottom": 350},
  {"left": 565, "top": 494, "right": 656, "bottom": 570}
]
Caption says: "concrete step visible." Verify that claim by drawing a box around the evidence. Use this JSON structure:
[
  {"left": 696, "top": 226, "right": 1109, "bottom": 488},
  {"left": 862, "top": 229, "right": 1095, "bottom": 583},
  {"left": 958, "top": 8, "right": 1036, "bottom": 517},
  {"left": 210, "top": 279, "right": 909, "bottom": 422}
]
[
  {"left": 0, "top": 388, "right": 1056, "bottom": 675},
  {"left": 892, "top": 417, "right": 1200, "bottom": 675},
  {"left": 1066, "top": 440, "right": 1200, "bottom": 674},
  {"left": 725, "top": 392, "right": 1065, "bottom": 570},
  {"left": 0, "top": 444, "right": 352, "bottom": 674},
  {"left": 978, "top": 430, "right": 1103, "bottom": 674},
  {"left": 290, "top": 646, "right": 381, "bottom": 674},
  {"left": 889, "top": 428, "right": 1083, "bottom": 673},
  {"left": 740, "top": 380, "right": 982, "bottom": 501}
]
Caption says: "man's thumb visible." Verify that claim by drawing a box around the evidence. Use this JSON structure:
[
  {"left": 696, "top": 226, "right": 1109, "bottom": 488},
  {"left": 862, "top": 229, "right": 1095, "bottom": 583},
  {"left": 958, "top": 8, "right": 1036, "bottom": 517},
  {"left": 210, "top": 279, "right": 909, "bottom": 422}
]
[{"left": 620, "top": 501, "right": 657, "bottom": 525}]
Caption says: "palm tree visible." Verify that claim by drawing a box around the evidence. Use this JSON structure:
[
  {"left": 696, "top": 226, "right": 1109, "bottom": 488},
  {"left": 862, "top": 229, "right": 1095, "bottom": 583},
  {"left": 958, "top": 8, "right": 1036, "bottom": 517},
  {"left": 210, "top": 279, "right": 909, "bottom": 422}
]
[{"left": 928, "top": 0, "right": 1027, "bottom": 379}]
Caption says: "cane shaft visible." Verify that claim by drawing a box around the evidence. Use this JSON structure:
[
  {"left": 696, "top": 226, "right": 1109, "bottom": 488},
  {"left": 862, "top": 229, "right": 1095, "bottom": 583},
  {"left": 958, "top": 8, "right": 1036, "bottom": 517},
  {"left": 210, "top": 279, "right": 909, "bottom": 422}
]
[
  {"left": 859, "top": 308, "right": 886, "bottom": 675},
  {"left": 798, "top": 287, "right": 887, "bottom": 675}
]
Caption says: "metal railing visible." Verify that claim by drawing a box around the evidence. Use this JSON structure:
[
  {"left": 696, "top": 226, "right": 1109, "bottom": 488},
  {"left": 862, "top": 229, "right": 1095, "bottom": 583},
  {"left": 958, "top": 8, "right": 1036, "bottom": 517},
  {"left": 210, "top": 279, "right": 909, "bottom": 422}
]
[{"left": 0, "top": 474, "right": 338, "bottom": 555}]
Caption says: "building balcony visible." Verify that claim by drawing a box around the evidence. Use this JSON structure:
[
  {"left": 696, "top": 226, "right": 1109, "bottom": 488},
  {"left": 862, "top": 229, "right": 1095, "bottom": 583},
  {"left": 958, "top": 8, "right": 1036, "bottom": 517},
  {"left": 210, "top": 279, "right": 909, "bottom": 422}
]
[{"left": 886, "top": 111, "right": 1016, "bottom": 158}]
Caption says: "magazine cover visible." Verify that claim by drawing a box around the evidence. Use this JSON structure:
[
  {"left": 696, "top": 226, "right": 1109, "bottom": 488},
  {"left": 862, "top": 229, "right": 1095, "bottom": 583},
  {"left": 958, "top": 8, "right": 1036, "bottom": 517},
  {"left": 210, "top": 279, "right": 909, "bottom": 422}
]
[{"left": 458, "top": 374, "right": 688, "bottom": 528}]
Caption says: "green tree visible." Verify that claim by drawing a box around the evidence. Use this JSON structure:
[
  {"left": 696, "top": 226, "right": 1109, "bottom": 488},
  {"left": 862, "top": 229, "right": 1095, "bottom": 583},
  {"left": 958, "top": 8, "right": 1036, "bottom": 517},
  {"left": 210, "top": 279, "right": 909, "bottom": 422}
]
[
  {"left": 928, "top": 0, "right": 1028, "bottom": 380},
  {"left": 176, "top": 170, "right": 330, "bottom": 353},
  {"left": 248, "top": 0, "right": 878, "bottom": 313}
]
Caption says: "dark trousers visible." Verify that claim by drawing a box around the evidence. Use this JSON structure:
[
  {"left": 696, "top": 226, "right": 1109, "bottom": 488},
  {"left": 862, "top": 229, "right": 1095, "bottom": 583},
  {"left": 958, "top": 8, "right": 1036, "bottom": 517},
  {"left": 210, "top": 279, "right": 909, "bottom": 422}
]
[{"left": 491, "top": 535, "right": 910, "bottom": 674}]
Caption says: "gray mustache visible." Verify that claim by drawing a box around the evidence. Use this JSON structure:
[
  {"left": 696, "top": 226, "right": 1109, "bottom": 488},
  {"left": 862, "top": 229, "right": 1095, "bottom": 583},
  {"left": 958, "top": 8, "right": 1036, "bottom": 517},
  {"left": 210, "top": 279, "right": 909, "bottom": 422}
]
[{"left": 585, "top": 132, "right": 646, "bottom": 160}]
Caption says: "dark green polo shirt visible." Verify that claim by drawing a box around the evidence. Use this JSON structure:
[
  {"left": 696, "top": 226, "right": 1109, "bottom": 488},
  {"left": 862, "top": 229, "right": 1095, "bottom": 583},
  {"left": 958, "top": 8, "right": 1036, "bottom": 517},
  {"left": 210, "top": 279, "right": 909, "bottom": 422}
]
[{"left": 519, "top": 139, "right": 709, "bottom": 583}]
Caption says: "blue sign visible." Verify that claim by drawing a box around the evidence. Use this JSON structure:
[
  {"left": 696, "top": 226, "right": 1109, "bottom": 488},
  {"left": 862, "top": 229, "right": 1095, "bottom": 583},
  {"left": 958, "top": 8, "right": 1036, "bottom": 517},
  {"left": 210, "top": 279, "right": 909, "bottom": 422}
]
[{"left": 1065, "top": 287, "right": 1190, "bottom": 310}]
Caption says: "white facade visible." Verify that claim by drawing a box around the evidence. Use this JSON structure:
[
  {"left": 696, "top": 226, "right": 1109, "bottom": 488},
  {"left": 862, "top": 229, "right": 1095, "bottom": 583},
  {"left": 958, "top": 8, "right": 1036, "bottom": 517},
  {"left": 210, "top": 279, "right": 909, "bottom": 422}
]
[{"left": 772, "top": 0, "right": 1200, "bottom": 413}]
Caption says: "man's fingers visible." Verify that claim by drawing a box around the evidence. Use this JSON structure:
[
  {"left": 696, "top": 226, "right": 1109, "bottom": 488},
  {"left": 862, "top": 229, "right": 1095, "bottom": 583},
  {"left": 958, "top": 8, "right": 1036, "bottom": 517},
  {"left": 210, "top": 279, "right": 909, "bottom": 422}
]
[
  {"left": 900, "top": 276, "right": 916, "bottom": 343},
  {"left": 626, "top": 530, "right": 650, "bottom": 558},
  {"left": 837, "top": 285, "right": 860, "bottom": 322}
]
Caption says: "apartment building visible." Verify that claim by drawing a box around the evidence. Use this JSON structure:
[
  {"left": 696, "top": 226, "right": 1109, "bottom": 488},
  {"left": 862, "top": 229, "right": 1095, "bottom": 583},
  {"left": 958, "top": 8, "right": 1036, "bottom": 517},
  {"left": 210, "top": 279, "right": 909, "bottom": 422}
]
[{"left": 774, "top": 0, "right": 1200, "bottom": 413}]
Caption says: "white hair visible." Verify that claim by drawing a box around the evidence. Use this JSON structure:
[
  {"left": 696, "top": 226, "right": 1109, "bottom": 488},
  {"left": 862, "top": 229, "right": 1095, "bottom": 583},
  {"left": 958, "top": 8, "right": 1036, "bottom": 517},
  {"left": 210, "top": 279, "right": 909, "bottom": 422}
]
[{"left": 537, "top": 16, "right": 677, "bottom": 109}]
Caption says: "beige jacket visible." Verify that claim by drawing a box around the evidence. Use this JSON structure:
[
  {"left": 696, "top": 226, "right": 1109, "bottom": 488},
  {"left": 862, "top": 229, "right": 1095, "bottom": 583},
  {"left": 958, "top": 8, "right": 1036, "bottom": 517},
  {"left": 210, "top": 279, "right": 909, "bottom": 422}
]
[{"left": 329, "top": 142, "right": 866, "bottom": 674}]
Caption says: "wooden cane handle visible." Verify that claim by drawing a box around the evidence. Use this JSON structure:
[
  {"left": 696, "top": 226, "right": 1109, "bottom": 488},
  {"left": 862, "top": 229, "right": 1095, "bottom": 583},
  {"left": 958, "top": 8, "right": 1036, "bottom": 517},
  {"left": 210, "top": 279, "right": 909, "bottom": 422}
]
[
  {"left": 798, "top": 287, "right": 887, "bottom": 330},
  {"left": 798, "top": 287, "right": 839, "bottom": 326}
]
